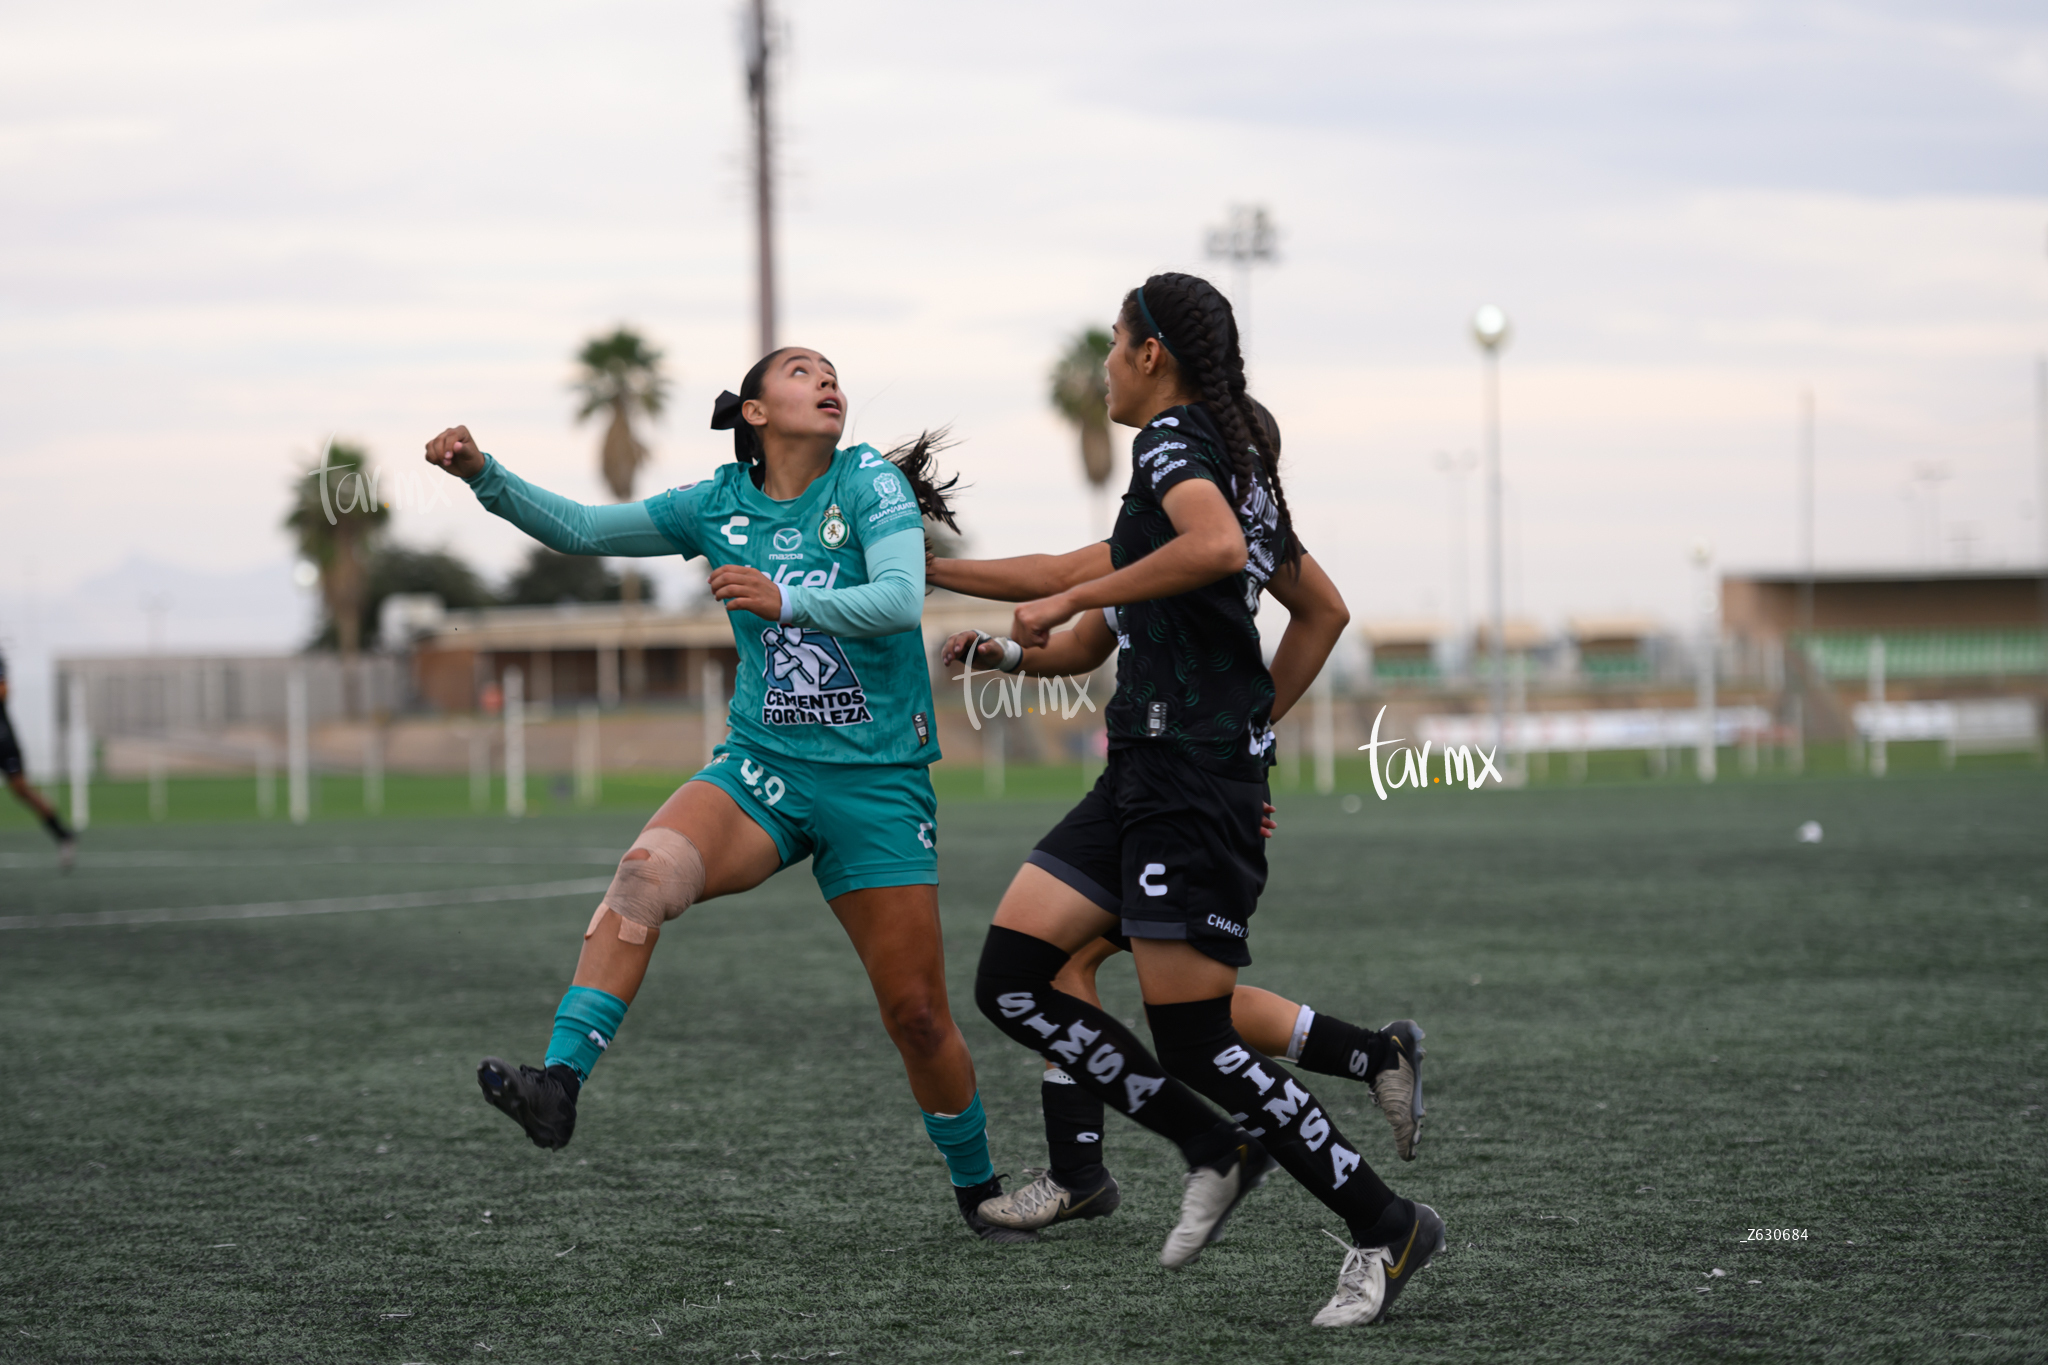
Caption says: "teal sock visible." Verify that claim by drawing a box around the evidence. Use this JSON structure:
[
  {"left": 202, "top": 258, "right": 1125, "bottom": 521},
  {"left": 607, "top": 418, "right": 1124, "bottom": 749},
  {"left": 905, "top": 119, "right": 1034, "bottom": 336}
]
[
  {"left": 921, "top": 1091, "right": 996, "bottom": 1188},
  {"left": 544, "top": 986, "right": 629, "bottom": 1082}
]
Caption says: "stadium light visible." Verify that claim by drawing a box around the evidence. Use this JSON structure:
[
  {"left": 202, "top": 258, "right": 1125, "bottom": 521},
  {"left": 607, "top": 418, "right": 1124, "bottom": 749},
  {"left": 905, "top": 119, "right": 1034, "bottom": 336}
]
[
  {"left": 1206, "top": 205, "right": 1278, "bottom": 363},
  {"left": 1472, "top": 305, "right": 1511, "bottom": 762}
]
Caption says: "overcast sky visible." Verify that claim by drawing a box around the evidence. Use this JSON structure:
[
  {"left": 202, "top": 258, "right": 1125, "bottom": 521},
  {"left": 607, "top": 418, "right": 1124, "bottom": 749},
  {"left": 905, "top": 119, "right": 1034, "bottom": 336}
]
[{"left": 3, "top": 0, "right": 2045, "bottom": 696}]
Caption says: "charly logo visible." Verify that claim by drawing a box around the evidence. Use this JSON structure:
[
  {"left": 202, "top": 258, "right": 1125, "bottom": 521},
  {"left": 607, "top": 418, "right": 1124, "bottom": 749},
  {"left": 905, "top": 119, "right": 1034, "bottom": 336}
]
[
  {"left": 760, "top": 625, "right": 871, "bottom": 728},
  {"left": 819, "top": 504, "right": 849, "bottom": 549},
  {"left": 773, "top": 527, "right": 802, "bottom": 552},
  {"left": 1358, "top": 705, "right": 1503, "bottom": 800},
  {"left": 722, "top": 515, "right": 751, "bottom": 545}
]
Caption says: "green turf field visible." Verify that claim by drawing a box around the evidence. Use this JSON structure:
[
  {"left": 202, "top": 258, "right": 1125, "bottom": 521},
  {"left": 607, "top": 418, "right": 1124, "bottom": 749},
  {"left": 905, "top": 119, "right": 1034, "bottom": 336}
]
[{"left": 2, "top": 770, "right": 2044, "bottom": 1363}]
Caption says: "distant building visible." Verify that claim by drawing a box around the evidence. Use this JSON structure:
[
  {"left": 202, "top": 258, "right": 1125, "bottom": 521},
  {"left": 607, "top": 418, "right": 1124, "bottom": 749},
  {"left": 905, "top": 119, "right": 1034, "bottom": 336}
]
[{"left": 1721, "top": 569, "right": 2046, "bottom": 686}]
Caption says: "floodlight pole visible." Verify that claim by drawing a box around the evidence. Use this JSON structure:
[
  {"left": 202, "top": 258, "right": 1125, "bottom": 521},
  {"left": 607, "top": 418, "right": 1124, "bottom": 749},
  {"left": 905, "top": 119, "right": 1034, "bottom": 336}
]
[
  {"left": 745, "top": 0, "right": 777, "bottom": 356},
  {"left": 1473, "top": 307, "right": 1511, "bottom": 764},
  {"left": 1692, "top": 544, "right": 1717, "bottom": 783},
  {"left": 1792, "top": 388, "right": 1815, "bottom": 773},
  {"left": 1205, "top": 205, "right": 1277, "bottom": 363},
  {"left": 2035, "top": 356, "right": 2046, "bottom": 640}
]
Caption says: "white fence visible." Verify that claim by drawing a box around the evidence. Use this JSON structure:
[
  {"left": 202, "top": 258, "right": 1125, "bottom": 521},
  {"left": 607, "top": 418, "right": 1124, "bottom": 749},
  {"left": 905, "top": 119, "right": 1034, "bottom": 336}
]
[
  {"left": 1852, "top": 699, "right": 2040, "bottom": 759},
  {"left": 1417, "top": 706, "right": 1772, "bottom": 753}
]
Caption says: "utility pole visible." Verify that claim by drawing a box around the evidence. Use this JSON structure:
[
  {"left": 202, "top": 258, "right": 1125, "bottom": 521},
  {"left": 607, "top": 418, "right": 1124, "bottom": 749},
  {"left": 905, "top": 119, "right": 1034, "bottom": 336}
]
[{"left": 744, "top": 0, "right": 776, "bottom": 356}]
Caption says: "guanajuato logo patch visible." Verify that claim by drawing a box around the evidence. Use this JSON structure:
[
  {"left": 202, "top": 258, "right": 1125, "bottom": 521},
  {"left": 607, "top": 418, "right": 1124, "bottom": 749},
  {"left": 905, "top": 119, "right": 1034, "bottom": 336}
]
[{"left": 759, "top": 625, "right": 871, "bottom": 727}]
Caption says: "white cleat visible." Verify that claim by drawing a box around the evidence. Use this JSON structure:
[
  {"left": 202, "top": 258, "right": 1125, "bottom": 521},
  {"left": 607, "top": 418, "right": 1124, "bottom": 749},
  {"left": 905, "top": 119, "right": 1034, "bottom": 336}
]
[
  {"left": 1312, "top": 1231, "right": 1390, "bottom": 1327},
  {"left": 1371, "top": 1020, "right": 1426, "bottom": 1161},
  {"left": 1159, "top": 1143, "right": 1254, "bottom": 1268},
  {"left": 977, "top": 1167, "right": 1121, "bottom": 1231},
  {"left": 1313, "top": 1200, "right": 1446, "bottom": 1328}
]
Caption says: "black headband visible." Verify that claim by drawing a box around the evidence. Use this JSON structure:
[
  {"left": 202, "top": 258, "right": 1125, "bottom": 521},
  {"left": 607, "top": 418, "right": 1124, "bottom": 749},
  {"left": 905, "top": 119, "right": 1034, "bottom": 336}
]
[{"left": 1134, "top": 287, "right": 1180, "bottom": 363}]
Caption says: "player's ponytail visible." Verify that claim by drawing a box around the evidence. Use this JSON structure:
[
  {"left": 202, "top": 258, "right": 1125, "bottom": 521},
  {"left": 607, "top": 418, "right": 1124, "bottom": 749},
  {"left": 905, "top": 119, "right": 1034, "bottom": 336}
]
[
  {"left": 1121, "top": 273, "right": 1302, "bottom": 574},
  {"left": 883, "top": 428, "right": 963, "bottom": 533}
]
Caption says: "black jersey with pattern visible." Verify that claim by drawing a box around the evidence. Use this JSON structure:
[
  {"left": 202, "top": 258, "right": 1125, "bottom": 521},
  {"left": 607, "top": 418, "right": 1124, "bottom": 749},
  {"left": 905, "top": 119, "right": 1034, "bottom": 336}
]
[{"left": 1102, "top": 403, "right": 1295, "bottom": 781}]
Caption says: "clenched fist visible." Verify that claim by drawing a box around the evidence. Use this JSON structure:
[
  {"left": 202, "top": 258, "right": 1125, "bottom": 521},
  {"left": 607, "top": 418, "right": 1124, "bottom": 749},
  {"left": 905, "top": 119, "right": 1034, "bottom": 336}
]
[{"left": 424, "top": 426, "right": 489, "bottom": 481}]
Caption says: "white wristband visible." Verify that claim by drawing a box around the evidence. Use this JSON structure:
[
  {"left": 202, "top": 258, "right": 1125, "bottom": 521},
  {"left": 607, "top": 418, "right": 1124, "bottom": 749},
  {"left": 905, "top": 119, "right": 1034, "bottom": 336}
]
[{"left": 975, "top": 631, "right": 1025, "bottom": 673}]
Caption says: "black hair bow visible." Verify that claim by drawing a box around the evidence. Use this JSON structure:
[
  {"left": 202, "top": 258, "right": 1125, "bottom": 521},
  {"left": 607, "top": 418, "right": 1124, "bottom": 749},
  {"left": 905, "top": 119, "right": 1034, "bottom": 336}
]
[{"left": 709, "top": 390, "right": 744, "bottom": 430}]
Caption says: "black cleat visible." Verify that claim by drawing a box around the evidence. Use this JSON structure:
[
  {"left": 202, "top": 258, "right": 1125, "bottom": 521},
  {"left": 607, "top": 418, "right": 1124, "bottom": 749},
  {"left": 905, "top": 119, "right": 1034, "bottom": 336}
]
[
  {"left": 955, "top": 1175, "right": 1041, "bottom": 1243},
  {"left": 477, "top": 1057, "right": 579, "bottom": 1150}
]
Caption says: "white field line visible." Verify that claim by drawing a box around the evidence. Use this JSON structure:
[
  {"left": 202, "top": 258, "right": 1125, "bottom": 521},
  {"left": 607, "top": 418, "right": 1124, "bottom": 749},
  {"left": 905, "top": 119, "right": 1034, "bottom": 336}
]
[
  {"left": 0, "top": 878, "right": 611, "bottom": 931},
  {"left": 0, "top": 848, "right": 620, "bottom": 870}
]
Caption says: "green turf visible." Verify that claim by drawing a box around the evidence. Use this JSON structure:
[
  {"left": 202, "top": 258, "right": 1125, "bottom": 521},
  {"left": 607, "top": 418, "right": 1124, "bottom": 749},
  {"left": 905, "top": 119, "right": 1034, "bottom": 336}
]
[{"left": 1, "top": 771, "right": 2044, "bottom": 1362}]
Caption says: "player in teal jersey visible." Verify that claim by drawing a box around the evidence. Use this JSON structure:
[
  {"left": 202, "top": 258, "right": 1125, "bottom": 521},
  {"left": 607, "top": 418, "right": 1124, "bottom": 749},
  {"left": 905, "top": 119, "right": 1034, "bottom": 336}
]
[{"left": 422, "top": 346, "right": 1031, "bottom": 1242}]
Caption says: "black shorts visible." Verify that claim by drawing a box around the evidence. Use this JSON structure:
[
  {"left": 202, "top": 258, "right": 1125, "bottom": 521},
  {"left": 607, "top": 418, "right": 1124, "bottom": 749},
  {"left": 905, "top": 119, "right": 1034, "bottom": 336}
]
[
  {"left": 1027, "top": 743, "right": 1268, "bottom": 968},
  {"left": 0, "top": 707, "right": 21, "bottom": 779}
]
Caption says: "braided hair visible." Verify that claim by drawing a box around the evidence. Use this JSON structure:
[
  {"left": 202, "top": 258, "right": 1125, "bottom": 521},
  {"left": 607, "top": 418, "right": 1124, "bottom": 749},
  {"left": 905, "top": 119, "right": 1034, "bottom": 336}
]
[
  {"left": 1121, "top": 272, "right": 1301, "bottom": 573},
  {"left": 710, "top": 348, "right": 962, "bottom": 530}
]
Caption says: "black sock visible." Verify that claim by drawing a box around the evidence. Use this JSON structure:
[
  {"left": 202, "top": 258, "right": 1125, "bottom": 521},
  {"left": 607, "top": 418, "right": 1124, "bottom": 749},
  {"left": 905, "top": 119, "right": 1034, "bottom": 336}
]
[
  {"left": 1041, "top": 1068, "right": 1107, "bottom": 1190},
  {"left": 1298, "top": 1011, "right": 1383, "bottom": 1083},
  {"left": 974, "top": 926, "right": 1235, "bottom": 1166},
  {"left": 1147, "top": 995, "right": 1397, "bottom": 1242},
  {"left": 42, "top": 811, "right": 72, "bottom": 843}
]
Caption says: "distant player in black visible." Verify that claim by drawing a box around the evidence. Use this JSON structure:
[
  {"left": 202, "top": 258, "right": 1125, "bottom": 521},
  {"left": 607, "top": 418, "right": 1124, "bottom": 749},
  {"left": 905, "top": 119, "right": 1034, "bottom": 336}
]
[
  {"left": 0, "top": 650, "right": 77, "bottom": 870},
  {"left": 934, "top": 273, "right": 1443, "bottom": 1328}
]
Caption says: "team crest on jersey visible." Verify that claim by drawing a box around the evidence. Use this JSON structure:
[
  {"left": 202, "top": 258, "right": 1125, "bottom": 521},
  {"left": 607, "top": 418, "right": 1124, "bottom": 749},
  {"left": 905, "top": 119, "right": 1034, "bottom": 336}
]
[
  {"left": 759, "top": 625, "right": 872, "bottom": 727},
  {"left": 819, "top": 504, "right": 849, "bottom": 549}
]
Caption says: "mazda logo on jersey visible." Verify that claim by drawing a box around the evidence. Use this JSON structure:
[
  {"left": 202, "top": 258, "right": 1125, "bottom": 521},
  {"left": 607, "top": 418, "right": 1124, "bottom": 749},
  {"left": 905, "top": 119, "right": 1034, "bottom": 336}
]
[{"left": 773, "top": 528, "right": 802, "bottom": 552}]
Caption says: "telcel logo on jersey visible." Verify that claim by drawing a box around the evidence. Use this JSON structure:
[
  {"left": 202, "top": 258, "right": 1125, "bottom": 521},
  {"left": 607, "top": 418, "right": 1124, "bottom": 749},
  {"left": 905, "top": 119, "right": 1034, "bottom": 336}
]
[
  {"left": 1358, "top": 705, "right": 1503, "bottom": 800},
  {"left": 760, "top": 625, "right": 872, "bottom": 728}
]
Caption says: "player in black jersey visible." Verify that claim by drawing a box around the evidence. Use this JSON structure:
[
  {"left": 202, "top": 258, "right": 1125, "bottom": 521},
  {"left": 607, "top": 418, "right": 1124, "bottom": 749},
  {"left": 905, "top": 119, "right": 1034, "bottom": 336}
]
[
  {"left": 936, "top": 400, "right": 1425, "bottom": 1233},
  {"left": 0, "top": 650, "right": 77, "bottom": 870},
  {"left": 936, "top": 273, "right": 1443, "bottom": 1327}
]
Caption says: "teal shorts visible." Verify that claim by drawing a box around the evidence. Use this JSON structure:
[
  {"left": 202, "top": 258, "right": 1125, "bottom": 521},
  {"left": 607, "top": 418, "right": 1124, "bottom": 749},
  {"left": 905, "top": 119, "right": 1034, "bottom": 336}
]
[{"left": 690, "top": 743, "right": 938, "bottom": 901}]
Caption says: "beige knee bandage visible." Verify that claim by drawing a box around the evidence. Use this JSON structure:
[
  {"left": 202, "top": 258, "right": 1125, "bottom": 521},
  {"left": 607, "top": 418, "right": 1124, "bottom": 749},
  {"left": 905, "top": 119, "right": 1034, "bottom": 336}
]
[{"left": 583, "top": 827, "right": 707, "bottom": 946}]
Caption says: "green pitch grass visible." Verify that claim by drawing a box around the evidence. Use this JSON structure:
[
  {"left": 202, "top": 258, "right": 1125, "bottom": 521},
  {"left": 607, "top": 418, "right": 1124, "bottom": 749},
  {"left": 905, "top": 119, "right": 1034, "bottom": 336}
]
[{"left": 1, "top": 770, "right": 2043, "bottom": 1363}]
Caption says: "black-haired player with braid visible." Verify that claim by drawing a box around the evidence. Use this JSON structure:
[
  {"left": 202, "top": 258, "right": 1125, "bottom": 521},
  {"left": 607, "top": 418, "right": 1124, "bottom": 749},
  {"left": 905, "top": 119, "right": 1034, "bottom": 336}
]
[
  {"left": 934, "top": 273, "right": 1444, "bottom": 1328},
  {"left": 937, "top": 399, "right": 1426, "bottom": 1232},
  {"left": 0, "top": 650, "right": 77, "bottom": 870}
]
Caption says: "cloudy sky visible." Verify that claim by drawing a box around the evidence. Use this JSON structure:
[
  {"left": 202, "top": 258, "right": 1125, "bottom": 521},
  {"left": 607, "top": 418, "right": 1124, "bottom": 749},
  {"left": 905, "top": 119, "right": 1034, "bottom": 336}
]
[{"left": 3, "top": 0, "right": 2045, "bottom": 741}]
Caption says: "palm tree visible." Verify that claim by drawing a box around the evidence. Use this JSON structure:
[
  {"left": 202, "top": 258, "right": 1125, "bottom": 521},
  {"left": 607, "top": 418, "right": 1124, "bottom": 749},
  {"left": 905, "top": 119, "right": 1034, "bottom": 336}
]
[
  {"left": 574, "top": 327, "right": 669, "bottom": 702},
  {"left": 574, "top": 326, "right": 670, "bottom": 508},
  {"left": 1050, "top": 327, "right": 1114, "bottom": 533},
  {"left": 285, "top": 440, "right": 390, "bottom": 657}
]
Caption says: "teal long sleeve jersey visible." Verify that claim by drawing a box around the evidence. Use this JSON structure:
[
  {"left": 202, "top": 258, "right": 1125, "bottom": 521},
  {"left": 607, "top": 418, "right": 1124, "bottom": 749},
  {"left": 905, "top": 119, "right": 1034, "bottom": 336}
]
[{"left": 466, "top": 448, "right": 940, "bottom": 767}]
